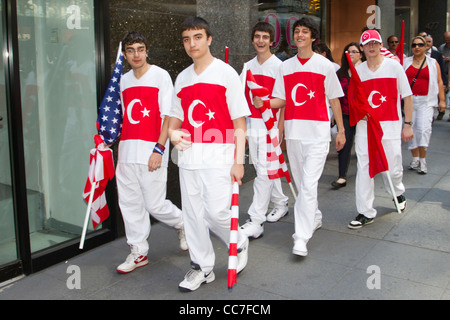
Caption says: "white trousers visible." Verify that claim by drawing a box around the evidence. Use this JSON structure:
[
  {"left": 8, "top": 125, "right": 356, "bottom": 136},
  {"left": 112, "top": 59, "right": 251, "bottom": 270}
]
[
  {"left": 116, "top": 163, "right": 183, "bottom": 256},
  {"left": 247, "top": 135, "right": 289, "bottom": 224},
  {"left": 408, "top": 95, "right": 433, "bottom": 149},
  {"left": 179, "top": 167, "right": 245, "bottom": 273},
  {"left": 287, "top": 140, "right": 329, "bottom": 244},
  {"left": 355, "top": 136, "right": 405, "bottom": 218}
]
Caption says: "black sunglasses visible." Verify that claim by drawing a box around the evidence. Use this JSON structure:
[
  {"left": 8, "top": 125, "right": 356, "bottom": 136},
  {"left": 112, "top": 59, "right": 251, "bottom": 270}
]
[{"left": 411, "top": 43, "right": 425, "bottom": 48}]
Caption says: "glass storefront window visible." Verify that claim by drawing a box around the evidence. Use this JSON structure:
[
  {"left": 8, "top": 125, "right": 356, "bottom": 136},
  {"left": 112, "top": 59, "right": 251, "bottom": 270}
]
[
  {"left": 16, "top": 0, "right": 98, "bottom": 253},
  {"left": 0, "top": 0, "right": 18, "bottom": 266}
]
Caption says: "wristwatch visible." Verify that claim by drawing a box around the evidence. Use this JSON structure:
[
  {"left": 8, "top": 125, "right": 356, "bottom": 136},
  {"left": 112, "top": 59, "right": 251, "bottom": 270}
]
[{"left": 404, "top": 121, "right": 413, "bottom": 126}]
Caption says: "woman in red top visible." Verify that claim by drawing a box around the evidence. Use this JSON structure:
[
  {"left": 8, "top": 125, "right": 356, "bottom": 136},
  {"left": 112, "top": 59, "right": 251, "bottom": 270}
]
[{"left": 404, "top": 36, "right": 446, "bottom": 174}]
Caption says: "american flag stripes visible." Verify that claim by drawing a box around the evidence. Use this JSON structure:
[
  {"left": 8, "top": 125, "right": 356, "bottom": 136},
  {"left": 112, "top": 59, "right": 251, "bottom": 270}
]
[
  {"left": 227, "top": 180, "right": 239, "bottom": 291},
  {"left": 97, "top": 43, "right": 124, "bottom": 145}
]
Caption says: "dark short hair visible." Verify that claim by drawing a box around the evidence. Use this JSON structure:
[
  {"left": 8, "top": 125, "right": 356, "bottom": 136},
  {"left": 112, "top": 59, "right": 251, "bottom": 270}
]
[
  {"left": 252, "top": 21, "right": 275, "bottom": 43},
  {"left": 180, "top": 16, "right": 212, "bottom": 38},
  {"left": 292, "top": 17, "right": 320, "bottom": 41},
  {"left": 121, "top": 31, "right": 148, "bottom": 51}
]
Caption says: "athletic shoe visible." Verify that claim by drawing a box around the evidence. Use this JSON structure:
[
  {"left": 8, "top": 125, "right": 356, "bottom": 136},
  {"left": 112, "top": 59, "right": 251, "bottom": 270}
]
[
  {"left": 240, "top": 220, "right": 264, "bottom": 238},
  {"left": 178, "top": 268, "right": 215, "bottom": 292},
  {"left": 266, "top": 205, "right": 289, "bottom": 222},
  {"left": 408, "top": 159, "right": 420, "bottom": 170},
  {"left": 396, "top": 194, "right": 407, "bottom": 212},
  {"left": 177, "top": 227, "right": 188, "bottom": 251},
  {"left": 348, "top": 214, "right": 374, "bottom": 229},
  {"left": 417, "top": 160, "right": 427, "bottom": 174},
  {"left": 116, "top": 249, "right": 148, "bottom": 273},
  {"left": 236, "top": 237, "right": 249, "bottom": 274},
  {"left": 292, "top": 239, "right": 308, "bottom": 256}
]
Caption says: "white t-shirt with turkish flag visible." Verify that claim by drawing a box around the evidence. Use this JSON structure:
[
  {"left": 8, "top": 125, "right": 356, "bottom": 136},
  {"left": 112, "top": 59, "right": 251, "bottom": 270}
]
[
  {"left": 171, "top": 58, "right": 250, "bottom": 169},
  {"left": 244, "top": 55, "right": 282, "bottom": 137},
  {"left": 119, "top": 65, "right": 172, "bottom": 166},
  {"left": 355, "top": 57, "right": 412, "bottom": 140},
  {"left": 272, "top": 53, "right": 343, "bottom": 142}
]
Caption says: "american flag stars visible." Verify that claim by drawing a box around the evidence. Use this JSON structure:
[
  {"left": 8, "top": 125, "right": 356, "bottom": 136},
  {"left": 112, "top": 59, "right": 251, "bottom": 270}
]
[{"left": 97, "top": 48, "right": 124, "bottom": 145}]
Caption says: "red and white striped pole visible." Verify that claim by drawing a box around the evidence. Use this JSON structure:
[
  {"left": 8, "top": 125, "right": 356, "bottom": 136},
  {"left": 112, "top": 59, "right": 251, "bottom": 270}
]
[{"left": 228, "top": 180, "right": 239, "bottom": 291}]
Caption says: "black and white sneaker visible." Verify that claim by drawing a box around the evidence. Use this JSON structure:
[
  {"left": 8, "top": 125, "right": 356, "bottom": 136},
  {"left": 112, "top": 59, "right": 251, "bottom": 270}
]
[
  {"left": 395, "top": 194, "right": 407, "bottom": 212},
  {"left": 348, "top": 214, "right": 374, "bottom": 229},
  {"left": 178, "top": 267, "right": 215, "bottom": 292}
]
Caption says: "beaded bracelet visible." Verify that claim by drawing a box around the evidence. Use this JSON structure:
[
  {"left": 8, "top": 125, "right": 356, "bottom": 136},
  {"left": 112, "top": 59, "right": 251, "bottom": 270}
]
[{"left": 153, "top": 143, "right": 165, "bottom": 155}]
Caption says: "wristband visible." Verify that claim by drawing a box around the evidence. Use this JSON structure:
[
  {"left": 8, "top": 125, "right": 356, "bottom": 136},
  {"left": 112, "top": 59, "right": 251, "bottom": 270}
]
[
  {"left": 153, "top": 143, "right": 165, "bottom": 155},
  {"left": 404, "top": 121, "right": 413, "bottom": 126}
]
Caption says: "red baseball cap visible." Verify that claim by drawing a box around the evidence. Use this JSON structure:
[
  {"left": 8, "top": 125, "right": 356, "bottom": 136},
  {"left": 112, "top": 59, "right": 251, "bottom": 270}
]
[{"left": 360, "top": 29, "right": 382, "bottom": 45}]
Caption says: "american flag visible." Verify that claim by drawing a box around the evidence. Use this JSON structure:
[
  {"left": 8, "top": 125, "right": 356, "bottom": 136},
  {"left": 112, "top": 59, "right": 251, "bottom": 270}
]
[
  {"left": 82, "top": 135, "right": 115, "bottom": 229},
  {"left": 97, "top": 43, "right": 124, "bottom": 145}
]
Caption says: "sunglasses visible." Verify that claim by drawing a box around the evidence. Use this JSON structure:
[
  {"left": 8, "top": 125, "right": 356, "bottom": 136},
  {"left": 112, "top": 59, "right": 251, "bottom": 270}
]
[
  {"left": 389, "top": 41, "right": 399, "bottom": 43},
  {"left": 411, "top": 43, "right": 425, "bottom": 48}
]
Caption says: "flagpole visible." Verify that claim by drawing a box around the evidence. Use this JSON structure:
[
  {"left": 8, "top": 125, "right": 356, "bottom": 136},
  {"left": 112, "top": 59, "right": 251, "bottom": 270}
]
[
  {"left": 384, "top": 171, "right": 402, "bottom": 214},
  {"left": 80, "top": 179, "right": 96, "bottom": 249}
]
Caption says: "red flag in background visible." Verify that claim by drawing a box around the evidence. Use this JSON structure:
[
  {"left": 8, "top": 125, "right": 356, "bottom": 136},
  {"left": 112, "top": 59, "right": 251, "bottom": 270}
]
[
  {"left": 346, "top": 52, "right": 389, "bottom": 178},
  {"left": 82, "top": 135, "right": 115, "bottom": 228},
  {"left": 395, "top": 21, "right": 405, "bottom": 66}
]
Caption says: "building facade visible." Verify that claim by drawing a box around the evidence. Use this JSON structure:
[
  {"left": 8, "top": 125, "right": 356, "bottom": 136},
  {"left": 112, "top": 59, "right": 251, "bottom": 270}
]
[{"left": 1, "top": 0, "right": 448, "bottom": 283}]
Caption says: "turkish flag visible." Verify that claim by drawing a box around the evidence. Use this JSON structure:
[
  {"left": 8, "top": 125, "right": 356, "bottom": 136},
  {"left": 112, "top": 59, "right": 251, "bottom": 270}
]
[
  {"left": 283, "top": 72, "right": 328, "bottom": 121},
  {"left": 362, "top": 78, "right": 399, "bottom": 122},
  {"left": 346, "top": 52, "right": 389, "bottom": 178},
  {"left": 245, "top": 74, "right": 277, "bottom": 119},
  {"left": 121, "top": 86, "right": 162, "bottom": 142},
  {"left": 178, "top": 83, "right": 235, "bottom": 144}
]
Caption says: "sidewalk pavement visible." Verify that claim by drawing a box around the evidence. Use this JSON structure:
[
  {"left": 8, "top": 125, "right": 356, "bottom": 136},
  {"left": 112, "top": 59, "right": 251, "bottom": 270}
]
[{"left": 1, "top": 117, "right": 449, "bottom": 301}]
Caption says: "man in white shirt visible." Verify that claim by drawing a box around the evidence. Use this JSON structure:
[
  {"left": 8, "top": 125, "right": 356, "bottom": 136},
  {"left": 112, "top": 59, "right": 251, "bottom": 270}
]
[
  {"left": 239, "top": 21, "right": 290, "bottom": 239},
  {"left": 348, "top": 29, "right": 413, "bottom": 229},
  {"left": 115, "top": 31, "right": 187, "bottom": 274},
  {"left": 168, "top": 17, "right": 250, "bottom": 292}
]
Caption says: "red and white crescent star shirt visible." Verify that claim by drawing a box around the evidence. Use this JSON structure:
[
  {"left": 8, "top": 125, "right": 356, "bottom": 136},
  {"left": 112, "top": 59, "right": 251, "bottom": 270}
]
[
  {"left": 355, "top": 57, "right": 412, "bottom": 140},
  {"left": 243, "top": 55, "right": 282, "bottom": 137},
  {"left": 119, "top": 65, "right": 173, "bottom": 166},
  {"left": 272, "top": 53, "right": 344, "bottom": 142},
  {"left": 171, "top": 58, "right": 250, "bottom": 169}
]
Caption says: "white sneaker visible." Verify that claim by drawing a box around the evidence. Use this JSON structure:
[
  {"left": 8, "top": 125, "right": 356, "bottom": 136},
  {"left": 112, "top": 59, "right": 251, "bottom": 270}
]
[
  {"left": 266, "top": 205, "right": 288, "bottom": 223},
  {"left": 408, "top": 159, "right": 420, "bottom": 170},
  {"left": 417, "top": 160, "right": 427, "bottom": 174},
  {"left": 116, "top": 249, "right": 148, "bottom": 273},
  {"left": 236, "top": 237, "right": 249, "bottom": 274},
  {"left": 240, "top": 220, "right": 264, "bottom": 238},
  {"left": 178, "top": 268, "right": 215, "bottom": 292},
  {"left": 292, "top": 239, "right": 308, "bottom": 256},
  {"left": 177, "top": 227, "right": 188, "bottom": 251}
]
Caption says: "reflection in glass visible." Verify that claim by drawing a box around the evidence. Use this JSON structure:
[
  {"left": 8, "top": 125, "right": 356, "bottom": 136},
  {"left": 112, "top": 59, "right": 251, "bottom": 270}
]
[
  {"left": 17, "top": 0, "right": 98, "bottom": 253},
  {"left": 0, "top": 0, "right": 18, "bottom": 266}
]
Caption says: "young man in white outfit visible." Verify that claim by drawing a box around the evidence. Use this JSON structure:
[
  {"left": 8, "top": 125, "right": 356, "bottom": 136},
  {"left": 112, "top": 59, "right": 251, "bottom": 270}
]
[
  {"left": 348, "top": 29, "right": 413, "bottom": 229},
  {"left": 240, "top": 22, "right": 289, "bottom": 239},
  {"left": 254, "top": 17, "right": 346, "bottom": 256},
  {"left": 115, "top": 31, "right": 187, "bottom": 274},
  {"left": 168, "top": 17, "right": 250, "bottom": 292}
]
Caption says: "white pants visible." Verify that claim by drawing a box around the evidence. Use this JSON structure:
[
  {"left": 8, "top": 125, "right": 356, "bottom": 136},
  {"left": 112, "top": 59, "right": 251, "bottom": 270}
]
[
  {"left": 116, "top": 163, "right": 183, "bottom": 256},
  {"left": 287, "top": 140, "right": 329, "bottom": 244},
  {"left": 355, "top": 136, "right": 405, "bottom": 218},
  {"left": 179, "top": 167, "right": 245, "bottom": 273},
  {"left": 247, "top": 135, "right": 289, "bottom": 224},
  {"left": 408, "top": 95, "right": 433, "bottom": 149}
]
